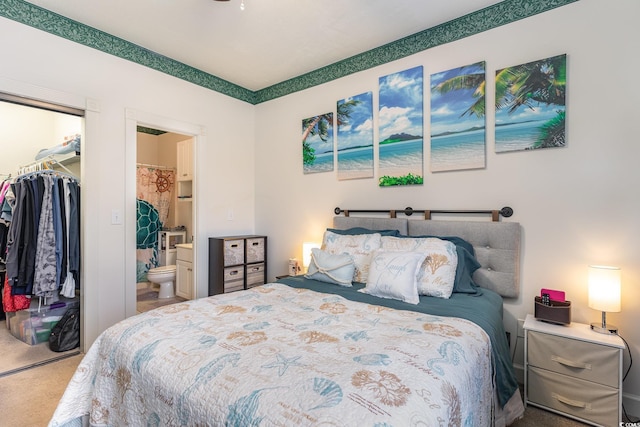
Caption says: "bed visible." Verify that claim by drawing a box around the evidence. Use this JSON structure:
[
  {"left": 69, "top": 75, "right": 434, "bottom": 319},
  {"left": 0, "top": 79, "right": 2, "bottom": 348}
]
[{"left": 50, "top": 209, "right": 524, "bottom": 426}]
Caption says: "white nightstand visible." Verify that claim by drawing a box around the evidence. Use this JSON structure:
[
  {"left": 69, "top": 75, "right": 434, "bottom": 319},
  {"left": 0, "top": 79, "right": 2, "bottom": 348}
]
[{"left": 524, "top": 314, "right": 624, "bottom": 427}]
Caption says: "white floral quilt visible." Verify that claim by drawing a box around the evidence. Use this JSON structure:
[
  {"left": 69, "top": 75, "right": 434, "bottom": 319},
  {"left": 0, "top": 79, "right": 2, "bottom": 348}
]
[{"left": 50, "top": 283, "right": 494, "bottom": 426}]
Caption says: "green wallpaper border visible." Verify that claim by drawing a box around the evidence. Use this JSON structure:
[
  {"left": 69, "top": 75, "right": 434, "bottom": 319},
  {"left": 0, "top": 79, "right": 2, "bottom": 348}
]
[{"left": 1, "top": 0, "right": 578, "bottom": 105}]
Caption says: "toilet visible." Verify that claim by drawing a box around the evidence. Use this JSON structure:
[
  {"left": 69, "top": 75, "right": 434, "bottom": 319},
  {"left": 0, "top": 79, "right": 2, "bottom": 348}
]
[{"left": 147, "top": 265, "right": 177, "bottom": 298}]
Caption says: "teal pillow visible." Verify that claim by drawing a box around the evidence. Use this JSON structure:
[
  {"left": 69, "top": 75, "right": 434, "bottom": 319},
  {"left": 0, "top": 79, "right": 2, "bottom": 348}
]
[
  {"left": 453, "top": 246, "right": 481, "bottom": 294},
  {"left": 305, "top": 248, "right": 355, "bottom": 287}
]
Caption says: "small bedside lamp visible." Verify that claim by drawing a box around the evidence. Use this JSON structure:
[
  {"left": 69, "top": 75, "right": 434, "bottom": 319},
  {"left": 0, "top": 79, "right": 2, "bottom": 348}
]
[
  {"left": 302, "top": 242, "right": 321, "bottom": 272},
  {"left": 588, "top": 265, "right": 621, "bottom": 335}
]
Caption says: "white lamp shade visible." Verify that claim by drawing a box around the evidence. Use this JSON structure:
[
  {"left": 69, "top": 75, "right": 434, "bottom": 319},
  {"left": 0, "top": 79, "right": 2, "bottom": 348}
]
[
  {"left": 588, "top": 265, "right": 621, "bottom": 313},
  {"left": 302, "top": 242, "right": 321, "bottom": 268}
]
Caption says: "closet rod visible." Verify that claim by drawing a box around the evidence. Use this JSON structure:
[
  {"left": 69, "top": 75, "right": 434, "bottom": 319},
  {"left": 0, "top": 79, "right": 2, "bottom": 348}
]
[
  {"left": 18, "top": 155, "right": 75, "bottom": 177},
  {"left": 136, "top": 162, "right": 176, "bottom": 170},
  {"left": 18, "top": 168, "right": 78, "bottom": 182}
]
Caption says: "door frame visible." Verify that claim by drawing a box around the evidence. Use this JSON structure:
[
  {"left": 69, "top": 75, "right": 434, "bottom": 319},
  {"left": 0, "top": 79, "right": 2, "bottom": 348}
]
[
  {"left": 125, "top": 109, "right": 203, "bottom": 318},
  {"left": 0, "top": 77, "right": 97, "bottom": 351}
]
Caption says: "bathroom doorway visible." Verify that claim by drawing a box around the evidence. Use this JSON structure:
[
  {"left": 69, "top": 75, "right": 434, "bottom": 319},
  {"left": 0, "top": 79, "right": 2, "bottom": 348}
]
[
  {"left": 135, "top": 128, "right": 194, "bottom": 312},
  {"left": 125, "top": 110, "right": 199, "bottom": 318}
]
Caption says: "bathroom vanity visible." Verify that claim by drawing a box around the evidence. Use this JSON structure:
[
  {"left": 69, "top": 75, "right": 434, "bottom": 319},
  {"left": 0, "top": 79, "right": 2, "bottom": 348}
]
[{"left": 176, "top": 243, "right": 193, "bottom": 299}]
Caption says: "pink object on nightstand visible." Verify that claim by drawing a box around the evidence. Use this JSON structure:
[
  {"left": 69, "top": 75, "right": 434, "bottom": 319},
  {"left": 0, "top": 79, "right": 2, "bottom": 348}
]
[{"left": 540, "top": 288, "right": 565, "bottom": 302}]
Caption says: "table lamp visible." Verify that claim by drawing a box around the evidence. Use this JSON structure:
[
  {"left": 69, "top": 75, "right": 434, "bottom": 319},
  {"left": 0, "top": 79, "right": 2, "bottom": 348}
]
[
  {"left": 588, "top": 265, "right": 621, "bottom": 334},
  {"left": 302, "top": 242, "right": 321, "bottom": 272}
]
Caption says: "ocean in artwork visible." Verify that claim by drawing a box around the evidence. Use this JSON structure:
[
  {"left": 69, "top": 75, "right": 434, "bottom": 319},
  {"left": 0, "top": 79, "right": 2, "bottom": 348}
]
[
  {"left": 337, "top": 146, "right": 374, "bottom": 180},
  {"left": 431, "top": 128, "right": 485, "bottom": 172},
  {"left": 337, "top": 92, "right": 374, "bottom": 180},
  {"left": 304, "top": 150, "right": 334, "bottom": 173},
  {"left": 379, "top": 139, "right": 423, "bottom": 175},
  {"left": 495, "top": 120, "right": 551, "bottom": 152},
  {"left": 430, "top": 61, "right": 486, "bottom": 172}
]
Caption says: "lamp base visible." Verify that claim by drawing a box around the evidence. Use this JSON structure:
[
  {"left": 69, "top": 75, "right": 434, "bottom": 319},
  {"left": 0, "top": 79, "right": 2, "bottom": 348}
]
[{"left": 590, "top": 322, "right": 618, "bottom": 335}]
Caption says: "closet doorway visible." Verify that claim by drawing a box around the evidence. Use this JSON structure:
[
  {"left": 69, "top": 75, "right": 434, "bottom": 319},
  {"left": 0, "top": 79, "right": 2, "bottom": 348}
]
[
  {"left": 132, "top": 120, "right": 196, "bottom": 315},
  {"left": 0, "top": 94, "right": 83, "bottom": 377}
]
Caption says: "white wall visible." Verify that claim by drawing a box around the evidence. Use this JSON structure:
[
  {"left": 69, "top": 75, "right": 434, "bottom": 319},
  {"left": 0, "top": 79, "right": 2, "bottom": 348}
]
[
  {"left": 0, "top": 102, "right": 81, "bottom": 173},
  {"left": 255, "top": 0, "right": 640, "bottom": 413},
  {"left": 0, "top": 16, "right": 256, "bottom": 348}
]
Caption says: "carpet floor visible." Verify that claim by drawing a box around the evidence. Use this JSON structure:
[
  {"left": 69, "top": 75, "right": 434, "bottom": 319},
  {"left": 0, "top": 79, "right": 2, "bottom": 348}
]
[{"left": 0, "top": 352, "right": 83, "bottom": 426}]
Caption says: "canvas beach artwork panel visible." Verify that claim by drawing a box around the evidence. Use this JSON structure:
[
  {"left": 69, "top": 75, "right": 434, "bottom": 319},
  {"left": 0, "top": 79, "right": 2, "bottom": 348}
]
[
  {"left": 430, "top": 61, "right": 487, "bottom": 172},
  {"left": 302, "top": 112, "right": 334, "bottom": 174},
  {"left": 337, "top": 92, "right": 374, "bottom": 180},
  {"left": 378, "top": 66, "right": 424, "bottom": 187},
  {"left": 495, "top": 54, "right": 566, "bottom": 152}
]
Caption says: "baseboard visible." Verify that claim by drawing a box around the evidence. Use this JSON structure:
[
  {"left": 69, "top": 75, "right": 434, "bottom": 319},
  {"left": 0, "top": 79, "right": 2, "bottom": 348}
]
[{"left": 623, "top": 392, "right": 640, "bottom": 421}]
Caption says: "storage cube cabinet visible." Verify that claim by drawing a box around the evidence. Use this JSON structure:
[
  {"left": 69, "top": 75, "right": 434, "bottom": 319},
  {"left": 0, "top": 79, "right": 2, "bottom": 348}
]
[
  {"left": 524, "top": 314, "right": 624, "bottom": 426},
  {"left": 209, "top": 235, "right": 267, "bottom": 295}
]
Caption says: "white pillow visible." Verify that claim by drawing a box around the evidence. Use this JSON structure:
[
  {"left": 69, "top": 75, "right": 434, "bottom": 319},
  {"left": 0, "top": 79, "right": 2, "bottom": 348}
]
[
  {"left": 359, "top": 250, "right": 426, "bottom": 304},
  {"left": 322, "top": 231, "right": 382, "bottom": 283},
  {"left": 381, "top": 236, "right": 458, "bottom": 298},
  {"left": 305, "top": 248, "right": 355, "bottom": 287}
]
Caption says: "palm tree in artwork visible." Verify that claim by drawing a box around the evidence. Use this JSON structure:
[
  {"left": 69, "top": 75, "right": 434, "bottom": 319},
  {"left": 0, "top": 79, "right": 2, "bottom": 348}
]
[
  {"left": 432, "top": 55, "right": 566, "bottom": 148},
  {"left": 495, "top": 55, "right": 566, "bottom": 148},
  {"left": 302, "top": 114, "right": 331, "bottom": 166},
  {"left": 431, "top": 64, "right": 486, "bottom": 118},
  {"left": 495, "top": 55, "right": 566, "bottom": 113},
  {"left": 301, "top": 99, "right": 360, "bottom": 166}
]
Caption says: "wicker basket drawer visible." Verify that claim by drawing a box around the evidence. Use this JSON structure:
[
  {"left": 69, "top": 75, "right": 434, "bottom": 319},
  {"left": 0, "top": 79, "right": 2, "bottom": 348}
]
[
  {"left": 224, "top": 267, "right": 244, "bottom": 292},
  {"left": 246, "top": 263, "right": 265, "bottom": 288},
  {"left": 528, "top": 366, "right": 618, "bottom": 427},
  {"left": 246, "top": 238, "right": 265, "bottom": 263},
  {"left": 528, "top": 331, "right": 619, "bottom": 387},
  {"left": 224, "top": 239, "right": 244, "bottom": 266}
]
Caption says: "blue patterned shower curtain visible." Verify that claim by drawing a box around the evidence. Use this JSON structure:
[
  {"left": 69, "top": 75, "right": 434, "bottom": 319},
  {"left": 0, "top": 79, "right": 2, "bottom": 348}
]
[{"left": 136, "top": 166, "right": 175, "bottom": 282}]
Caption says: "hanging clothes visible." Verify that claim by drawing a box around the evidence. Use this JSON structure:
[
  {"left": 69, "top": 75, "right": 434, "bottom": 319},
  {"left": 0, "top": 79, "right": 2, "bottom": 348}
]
[
  {"left": 0, "top": 177, "right": 12, "bottom": 261},
  {"left": 3, "top": 170, "right": 80, "bottom": 308}
]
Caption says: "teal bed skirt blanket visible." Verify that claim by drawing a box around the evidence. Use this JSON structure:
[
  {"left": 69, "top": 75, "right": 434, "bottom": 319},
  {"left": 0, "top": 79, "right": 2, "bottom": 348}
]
[{"left": 277, "top": 275, "right": 518, "bottom": 408}]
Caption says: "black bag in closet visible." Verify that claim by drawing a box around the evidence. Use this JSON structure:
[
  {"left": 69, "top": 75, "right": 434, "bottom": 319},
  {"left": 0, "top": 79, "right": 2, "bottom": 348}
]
[{"left": 48, "top": 306, "right": 80, "bottom": 352}]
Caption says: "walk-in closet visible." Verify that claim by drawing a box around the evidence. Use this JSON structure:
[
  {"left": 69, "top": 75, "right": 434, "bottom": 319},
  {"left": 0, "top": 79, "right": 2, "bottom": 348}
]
[{"left": 0, "top": 94, "right": 83, "bottom": 377}]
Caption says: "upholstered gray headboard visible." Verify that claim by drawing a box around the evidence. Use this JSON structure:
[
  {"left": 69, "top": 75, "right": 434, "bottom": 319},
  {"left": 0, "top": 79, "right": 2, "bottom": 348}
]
[{"left": 332, "top": 216, "right": 521, "bottom": 298}]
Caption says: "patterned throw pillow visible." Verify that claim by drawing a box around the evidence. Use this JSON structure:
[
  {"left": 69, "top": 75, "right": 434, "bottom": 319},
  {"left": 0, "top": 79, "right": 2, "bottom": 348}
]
[
  {"left": 381, "top": 236, "right": 458, "bottom": 299},
  {"left": 359, "top": 250, "right": 427, "bottom": 304},
  {"left": 305, "top": 248, "right": 355, "bottom": 287},
  {"left": 322, "top": 230, "right": 382, "bottom": 283}
]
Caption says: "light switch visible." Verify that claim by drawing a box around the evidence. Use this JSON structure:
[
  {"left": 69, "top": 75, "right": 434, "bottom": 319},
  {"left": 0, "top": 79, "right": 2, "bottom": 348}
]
[{"left": 111, "top": 209, "right": 122, "bottom": 225}]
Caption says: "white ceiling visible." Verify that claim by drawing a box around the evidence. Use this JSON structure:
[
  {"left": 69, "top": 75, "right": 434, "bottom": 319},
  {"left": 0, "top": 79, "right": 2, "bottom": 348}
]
[{"left": 25, "top": 0, "right": 503, "bottom": 91}]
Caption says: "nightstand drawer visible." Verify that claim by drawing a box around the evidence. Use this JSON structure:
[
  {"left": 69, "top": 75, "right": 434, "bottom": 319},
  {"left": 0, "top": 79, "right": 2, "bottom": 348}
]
[
  {"left": 528, "top": 330, "right": 619, "bottom": 387},
  {"left": 528, "top": 366, "right": 618, "bottom": 427}
]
